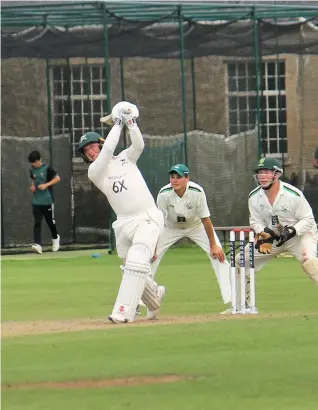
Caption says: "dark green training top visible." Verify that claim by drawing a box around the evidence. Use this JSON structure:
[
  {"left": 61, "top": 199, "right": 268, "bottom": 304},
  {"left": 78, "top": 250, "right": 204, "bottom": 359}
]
[{"left": 29, "top": 164, "right": 57, "bottom": 206}]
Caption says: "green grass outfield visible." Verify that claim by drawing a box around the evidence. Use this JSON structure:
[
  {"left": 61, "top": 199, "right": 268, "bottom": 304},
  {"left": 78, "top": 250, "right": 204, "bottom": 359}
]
[{"left": 2, "top": 248, "right": 318, "bottom": 410}]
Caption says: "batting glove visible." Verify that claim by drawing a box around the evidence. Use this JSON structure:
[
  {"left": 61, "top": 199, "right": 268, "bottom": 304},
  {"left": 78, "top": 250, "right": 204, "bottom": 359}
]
[{"left": 111, "top": 101, "right": 139, "bottom": 127}]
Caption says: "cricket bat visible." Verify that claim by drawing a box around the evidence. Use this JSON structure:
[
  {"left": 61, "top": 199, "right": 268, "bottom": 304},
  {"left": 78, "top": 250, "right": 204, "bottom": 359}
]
[{"left": 100, "top": 114, "right": 113, "bottom": 125}]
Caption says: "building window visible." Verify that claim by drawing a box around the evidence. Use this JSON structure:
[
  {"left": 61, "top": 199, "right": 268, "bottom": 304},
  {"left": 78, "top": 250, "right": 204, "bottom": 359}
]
[
  {"left": 227, "top": 60, "right": 287, "bottom": 155},
  {"left": 51, "top": 63, "right": 108, "bottom": 156}
]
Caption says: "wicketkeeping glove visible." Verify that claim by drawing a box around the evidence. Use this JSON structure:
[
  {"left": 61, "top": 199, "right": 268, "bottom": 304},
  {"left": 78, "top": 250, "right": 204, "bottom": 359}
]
[
  {"left": 255, "top": 227, "right": 279, "bottom": 254},
  {"left": 276, "top": 225, "right": 296, "bottom": 247}
]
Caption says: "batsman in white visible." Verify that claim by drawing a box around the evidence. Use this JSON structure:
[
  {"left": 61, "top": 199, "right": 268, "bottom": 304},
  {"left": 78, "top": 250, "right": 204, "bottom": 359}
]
[
  {"left": 150, "top": 164, "right": 232, "bottom": 311},
  {"left": 232, "top": 157, "right": 318, "bottom": 312},
  {"left": 78, "top": 101, "right": 166, "bottom": 324}
]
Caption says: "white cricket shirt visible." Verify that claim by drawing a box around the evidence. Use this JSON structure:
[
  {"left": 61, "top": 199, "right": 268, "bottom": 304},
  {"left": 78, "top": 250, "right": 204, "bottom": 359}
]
[
  {"left": 88, "top": 124, "right": 156, "bottom": 217},
  {"left": 157, "top": 181, "right": 210, "bottom": 229},
  {"left": 248, "top": 181, "right": 317, "bottom": 236}
]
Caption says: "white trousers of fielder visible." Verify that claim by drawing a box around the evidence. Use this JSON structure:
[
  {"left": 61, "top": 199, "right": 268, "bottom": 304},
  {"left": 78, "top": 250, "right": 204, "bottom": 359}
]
[{"left": 151, "top": 224, "right": 232, "bottom": 304}]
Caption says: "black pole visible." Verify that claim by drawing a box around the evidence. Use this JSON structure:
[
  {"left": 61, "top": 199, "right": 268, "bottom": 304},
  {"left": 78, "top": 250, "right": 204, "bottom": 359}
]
[
  {"left": 1, "top": 172, "right": 4, "bottom": 248},
  {"left": 274, "top": 5, "right": 285, "bottom": 174},
  {"left": 178, "top": 5, "right": 188, "bottom": 165},
  {"left": 120, "top": 56, "right": 127, "bottom": 148},
  {"left": 103, "top": 4, "right": 111, "bottom": 114},
  {"left": 190, "top": 57, "right": 197, "bottom": 130},
  {"left": 103, "top": 4, "right": 115, "bottom": 254},
  {"left": 65, "top": 58, "right": 76, "bottom": 243},
  {"left": 252, "top": 9, "right": 262, "bottom": 160},
  {"left": 45, "top": 59, "right": 53, "bottom": 166}
]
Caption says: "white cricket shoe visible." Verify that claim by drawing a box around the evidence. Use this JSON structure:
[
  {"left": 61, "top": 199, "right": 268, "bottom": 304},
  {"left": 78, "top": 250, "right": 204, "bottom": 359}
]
[
  {"left": 108, "top": 313, "right": 128, "bottom": 324},
  {"left": 147, "top": 286, "right": 166, "bottom": 320},
  {"left": 31, "top": 244, "right": 42, "bottom": 254},
  {"left": 52, "top": 235, "right": 60, "bottom": 252}
]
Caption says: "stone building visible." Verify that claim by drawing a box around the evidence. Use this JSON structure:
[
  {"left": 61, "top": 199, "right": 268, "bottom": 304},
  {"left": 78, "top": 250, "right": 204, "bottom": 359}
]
[{"left": 2, "top": 54, "right": 318, "bottom": 177}]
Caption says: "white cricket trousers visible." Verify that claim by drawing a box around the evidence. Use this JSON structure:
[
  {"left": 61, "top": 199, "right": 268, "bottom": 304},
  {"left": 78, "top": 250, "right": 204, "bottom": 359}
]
[
  {"left": 112, "top": 207, "right": 164, "bottom": 259},
  {"left": 151, "top": 224, "right": 232, "bottom": 304}
]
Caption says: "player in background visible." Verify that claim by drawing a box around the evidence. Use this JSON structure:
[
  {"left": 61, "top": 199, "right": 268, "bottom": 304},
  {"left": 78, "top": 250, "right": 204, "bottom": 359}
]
[
  {"left": 233, "top": 157, "right": 318, "bottom": 313},
  {"left": 28, "top": 150, "right": 61, "bottom": 254},
  {"left": 150, "top": 164, "right": 232, "bottom": 313},
  {"left": 78, "top": 101, "right": 166, "bottom": 324}
]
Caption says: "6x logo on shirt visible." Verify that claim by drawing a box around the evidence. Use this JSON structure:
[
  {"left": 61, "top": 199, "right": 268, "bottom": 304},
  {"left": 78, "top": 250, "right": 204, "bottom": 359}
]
[{"left": 112, "top": 179, "right": 127, "bottom": 193}]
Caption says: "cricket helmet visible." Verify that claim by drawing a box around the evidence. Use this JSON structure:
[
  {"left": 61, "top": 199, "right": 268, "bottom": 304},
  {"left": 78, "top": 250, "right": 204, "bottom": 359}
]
[
  {"left": 255, "top": 157, "right": 283, "bottom": 174},
  {"left": 254, "top": 157, "right": 283, "bottom": 190},
  {"left": 78, "top": 132, "right": 104, "bottom": 163}
]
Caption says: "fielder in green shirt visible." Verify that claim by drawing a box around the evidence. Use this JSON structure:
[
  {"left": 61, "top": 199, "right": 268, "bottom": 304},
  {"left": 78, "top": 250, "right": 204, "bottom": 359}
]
[{"left": 28, "top": 150, "right": 61, "bottom": 254}]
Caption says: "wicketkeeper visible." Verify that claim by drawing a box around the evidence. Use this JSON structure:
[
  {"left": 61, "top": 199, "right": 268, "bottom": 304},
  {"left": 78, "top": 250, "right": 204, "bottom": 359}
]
[{"left": 233, "top": 157, "right": 318, "bottom": 312}]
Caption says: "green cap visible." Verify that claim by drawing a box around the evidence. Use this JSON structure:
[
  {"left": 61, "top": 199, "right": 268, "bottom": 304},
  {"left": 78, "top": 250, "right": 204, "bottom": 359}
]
[
  {"left": 169, "top": 164, "right": 190, "bottom": 177},
  {"left": 255, "top": 157, "right": 283, "bottom": 173}
]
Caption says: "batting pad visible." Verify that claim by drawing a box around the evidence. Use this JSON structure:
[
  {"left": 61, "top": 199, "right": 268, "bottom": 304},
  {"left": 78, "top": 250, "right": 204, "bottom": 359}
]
[
  {"left": 111, "top": 269, "right": 147, "bottom": 322},
  {"left": 141, "top": 276, "right": 160, "bottom": 311},
  {"left": 125, "top": 243, "right": 151, "bottom": 273},
  {"left": 111, "top": 244, "right": 151, "bottom": 322},
  {"left": 302, "top": 258, "right": 318, "bottom": 284}
]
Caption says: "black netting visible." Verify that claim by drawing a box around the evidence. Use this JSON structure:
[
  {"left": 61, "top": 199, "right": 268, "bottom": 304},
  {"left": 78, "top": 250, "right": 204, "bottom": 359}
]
[{"left": 2, "top": 19, "right": 318, "bottom": 59}]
